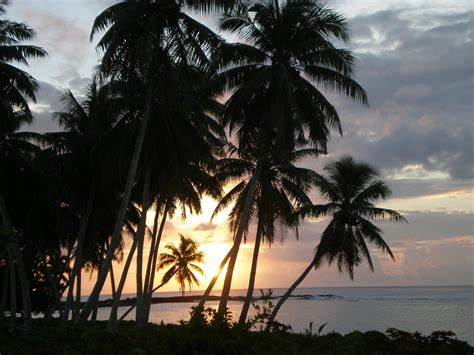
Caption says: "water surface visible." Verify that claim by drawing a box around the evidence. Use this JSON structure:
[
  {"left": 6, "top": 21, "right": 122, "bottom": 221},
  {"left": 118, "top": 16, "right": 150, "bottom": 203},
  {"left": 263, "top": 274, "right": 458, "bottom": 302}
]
[{"left": 95, "top": 286, "right": 473, "bottom": 344}]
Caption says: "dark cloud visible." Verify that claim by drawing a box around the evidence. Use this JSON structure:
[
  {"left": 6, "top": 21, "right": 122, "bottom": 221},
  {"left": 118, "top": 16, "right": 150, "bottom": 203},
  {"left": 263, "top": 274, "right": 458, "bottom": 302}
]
[
  {"left": 35, "top": 81, "right": 63, "bottom": 108},
  {"left": 22, "top": 77, "right": 92, "bottom": 134},
  {"left": 51, "top": 66, "right": 91, "bottom": 93},
  {"left": 387, "top": 178, "right": 473, "bottom": 199},
  {"left": 313, "top": 8, "right": 474, "bottom": 180},
  {"left": 376, "top": 211, "right": 473, "bottom": 242},
  {"left": 20, "top": 81, "right": 62, "bottom": 133},
  {"left": 334, "top": 126, "right": 473, "bottom": 180}
]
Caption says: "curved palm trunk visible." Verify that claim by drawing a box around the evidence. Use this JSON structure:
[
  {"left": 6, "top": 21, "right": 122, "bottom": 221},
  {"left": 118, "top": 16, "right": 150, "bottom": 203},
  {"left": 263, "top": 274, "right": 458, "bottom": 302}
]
[
  {"left": 217, "top": 152, "right": 264, "bottom": 317},
  {"left": 265, "top": 258, "right": 317, "bottom": 331},
  {"left": 0, "top": 193, "right": 31, "bottom": 330},
  {"left": 193, "top": 245, "right": 234, "bottom": 317},
  {"left": 106, "top": 236, "right": 139, "bottom": 332},
  {"left": 238, "top": 220, "right": 263, "bottom": 324},
  {"left": 78, "top": 83, "right": 154, "bottom": 323},
  {"left": 62, "top": 185, "right": 95, "bottom": 325},
  {"left": 135, "top": 177, "right": 152, "bottom": 328}
]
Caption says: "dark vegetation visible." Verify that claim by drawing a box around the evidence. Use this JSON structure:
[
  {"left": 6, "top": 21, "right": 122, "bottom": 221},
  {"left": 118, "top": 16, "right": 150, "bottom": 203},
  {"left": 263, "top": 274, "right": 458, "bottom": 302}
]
[{"left": 0, "top": 319, "right": 471, "bottom": 355}]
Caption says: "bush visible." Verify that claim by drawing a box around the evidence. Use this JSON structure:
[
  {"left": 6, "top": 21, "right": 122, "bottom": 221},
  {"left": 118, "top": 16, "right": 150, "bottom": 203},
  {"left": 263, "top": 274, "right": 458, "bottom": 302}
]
[{"left": 0, "top": 319, "right": 472, "bottom": 355}]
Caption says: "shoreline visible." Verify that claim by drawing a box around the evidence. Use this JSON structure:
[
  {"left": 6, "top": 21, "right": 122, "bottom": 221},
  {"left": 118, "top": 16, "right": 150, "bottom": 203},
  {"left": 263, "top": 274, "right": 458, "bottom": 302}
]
[{"left": 62, "top": 293, "right": 324, "bottom": 308}]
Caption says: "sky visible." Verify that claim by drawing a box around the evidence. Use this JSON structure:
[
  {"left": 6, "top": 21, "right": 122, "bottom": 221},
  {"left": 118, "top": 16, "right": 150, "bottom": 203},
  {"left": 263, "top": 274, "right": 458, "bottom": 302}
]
[{"left": 6, "top": 0, "right": 473, "bottom": 294}]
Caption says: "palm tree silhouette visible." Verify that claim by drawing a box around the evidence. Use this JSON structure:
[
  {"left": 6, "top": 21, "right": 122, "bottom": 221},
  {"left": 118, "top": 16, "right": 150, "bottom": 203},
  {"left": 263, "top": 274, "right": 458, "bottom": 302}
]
[
  {"left": 49, "top": 81, "right": 121, "bottom": 323},
  {"left": 101, "top": 63, "right": 224, "bottom": 329},
  {"left": 235, "top": 147, "right": 320, "bottom": 324},
  {"left": 265, "top": 156, "right": 407, "bottom": 330},
  {"left": 79, "top": 0, "right": 223, "bottom": 323},
  {"left": 0, "top": 0, "right": 47, "bottom": 137},
  {"left": 195, "top": 143, "right": 318, "bottom": 323},
  {"left": 158, "top": 234, "right": 205, "bottom": 296},
  {"left": 0, "top": 0, "right": 46, "bottom": 330},
  {"left": 213, "top": 0, "right": 368, "bottom": 316}
]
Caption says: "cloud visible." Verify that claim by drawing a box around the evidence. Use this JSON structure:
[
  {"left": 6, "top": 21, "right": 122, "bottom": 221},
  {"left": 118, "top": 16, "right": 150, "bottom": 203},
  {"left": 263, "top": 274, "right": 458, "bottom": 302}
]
[
  {"left": 376, "top": 211, "right": 473, "bottom": 242},
  {"left": 250, "top": 208, "right": 473, "bottom": 287},
  {"left": 342, "top": 126, "right": 473, "bottom": 180},
  {"left": 375, "top": 236, "right": 474, "bottom": 283},
  {"left": 194, "top": 222, "right": 218, "bottom": 232},
  {"left": 312, "top": 8, "right": 474, "bottom": 180},
  {"left": 387, "top": 179, "right": 473, "bottom": 199},
  {"left": 18, "top": 8, "right": 91, "bottom": 66},
  {"left": 22, "top": 77, "right": 91, "bottom": 134},
  {"left": 20, "top": 81, "right": 63, "bottom": 133}
]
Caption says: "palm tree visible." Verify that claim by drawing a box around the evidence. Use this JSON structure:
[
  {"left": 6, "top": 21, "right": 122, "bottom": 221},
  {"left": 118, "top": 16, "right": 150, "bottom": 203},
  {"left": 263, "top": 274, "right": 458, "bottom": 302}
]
[
  {"left": 134, "top": 63, "right": 224, "bottom": 327},
  {"left": 107, "top": 158, "right": 223, "bottom": 328},
  {"left": 0, "top": 130, "right": 80, "bottom": 325},
  {"left": 213, "top": 0, "right": 367, "bottom": 316},
  {"left": 79, "top": 0, "right": 223, "bottom": 322},
  {"left": 158, "top": 234, "right": 205, "bottom": 296},
  {"left": 265, "top": 157, "right": 406, "bottom": 330},
  {"left": 0, "top": 0, "right": 47, "bottom": 137},
  {"left": 0, "top": 0, "right": 46, "bottom": 330},
  {"left": 235, "top": 147, "right": 320, "bottom": 324},
  {"left": 195, "top": 144, "right": 318, "bottom": 323},
  {"left": 99, "top": 62, "right": 224, "bottom": 329},
  {"left": 46, "top": 81, "right": 122, "bottom": 323}
]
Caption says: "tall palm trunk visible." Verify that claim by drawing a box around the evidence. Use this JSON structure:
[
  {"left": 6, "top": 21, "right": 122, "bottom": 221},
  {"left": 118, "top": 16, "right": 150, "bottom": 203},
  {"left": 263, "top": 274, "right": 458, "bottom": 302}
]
[
  {"left": 238, "top": 220, "right": 263, "bottom": 324},
  {"left": 0, "top": 265, "right": 7, "bottom": 320},
  {"left": 0, "top": 193, "right": 31, "bottom": 330},
  {"left": 73, "top": 269, "right": 82, "bottom": 320},
  {"left": 78, "top": 83, "right": 154, "bottom": 323},
  {"left": 62, "top": 184, "right": 95, "bottom": 325},
  {"left": 110, "top": 264, "right": 116, "bottom": 298},
  {"left": 143, "top": 202, "right": 169, "bottom": 322},
  {"left": 91, "top": 265, "right": 101, "bottom": 321},
  {"left": 274, "top": 0, "right": 280, "bottom": 17},
  {"left": 106, "top": 236, "right": 139, "bottom": 332},
  {"left": 104, "top": 238, "right": 117, "bottom": 299},
  {"left": 7, "top": 247, "right": 16, "bottom": 326},
  {"left": 44, "top": 257, "right": 62, "bottom": 320},
  {"left": 143, "top": 205, "right": 161, "bottom": 307},
  {"left": 265, "top": 258, "right": 317, "bottom": 331},
  {"left": 121, "top": 203, "right": 169, "bottom": 325},
  {"left": 193, "top": 245, "right": 234, "bottom": 317},
  {"left": 217, "top": 152, "right": 264, "bottom": 317},
  {"left": 10, "top": 244, "right": 32, "bottom": 330},
  {"left": 118, "top": 271, "right": 175, "bottom": 322},
  {"left": 136, "top": 169, "right": 152, "bottom": 328}
]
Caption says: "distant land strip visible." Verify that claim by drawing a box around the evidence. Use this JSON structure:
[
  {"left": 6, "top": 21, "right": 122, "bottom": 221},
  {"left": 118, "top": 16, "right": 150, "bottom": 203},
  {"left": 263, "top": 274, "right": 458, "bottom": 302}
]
[{"left": 60, "top": 294, "right": 341, "bottom": 308}]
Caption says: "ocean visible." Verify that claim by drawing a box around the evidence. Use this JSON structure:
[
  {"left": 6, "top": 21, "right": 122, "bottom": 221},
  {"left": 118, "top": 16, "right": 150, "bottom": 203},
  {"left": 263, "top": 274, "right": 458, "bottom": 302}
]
[{"left": 94, "top": 286, "right": 473, "bottom": 344}]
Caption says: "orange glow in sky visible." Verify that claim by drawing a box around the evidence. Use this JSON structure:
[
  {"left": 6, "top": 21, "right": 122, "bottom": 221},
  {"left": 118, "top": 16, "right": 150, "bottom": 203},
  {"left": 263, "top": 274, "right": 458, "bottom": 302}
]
[{"left": 78, "top": 184, "right": 473, "bottom": 296}]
